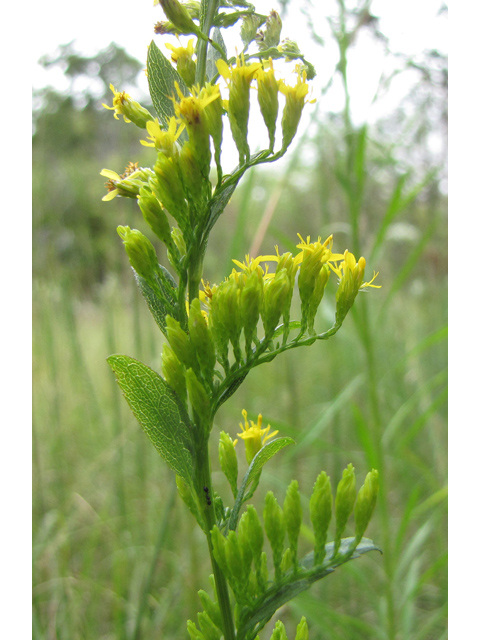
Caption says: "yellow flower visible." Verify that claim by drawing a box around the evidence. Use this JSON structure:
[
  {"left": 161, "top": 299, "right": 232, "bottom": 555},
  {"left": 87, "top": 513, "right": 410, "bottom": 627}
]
[
  {"left": 165, "top": 38, "right": 196, "bottom": 86},
  {"left": 329, "top": 250, "right": 380, "bottom": 324},
  {"left": 237, "top": 409, "right": 279, "bottom": 464},
  {"left": 295, "top": 234, "right": 343, "bottom": 266},
  {"left": 329, "top": 250, "right": 380, "bottom": 292},
  {"left": 102, "top": 84, "right": 153, "bottom": 128},
  {"left": 141, "top": 116, "right": 183, "bottom": 155},
  {"left": 216, "top": 55, "right": 262, "bottom": 163},
  {"left": 278, "top": 68, "right": 315, "bottom": 151},
  {"left": 100, "top": 162, "right": 153, "bottom": 201}
]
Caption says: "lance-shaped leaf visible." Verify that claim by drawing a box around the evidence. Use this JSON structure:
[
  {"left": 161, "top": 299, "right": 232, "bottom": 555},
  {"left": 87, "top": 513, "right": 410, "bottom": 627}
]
[
  {"left": 147, "top": 40, "right": 189, "bottom": 130},
  {"left": 228, "top": 437, "right": 295, "bottom": 531},
  {"left": 206, "top": 27, "right": 227, "bottom": 82},
  {"left": 107, "top": 355, "right": 195, "bottom": 485}
]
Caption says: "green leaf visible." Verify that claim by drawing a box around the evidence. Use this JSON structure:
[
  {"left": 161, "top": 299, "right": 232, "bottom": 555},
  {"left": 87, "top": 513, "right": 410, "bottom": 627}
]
[
  {"left": 147, "top": 40, "right": 189, "bottom": 129},
  {"left": 237, "top": 538, "right": 381, "bottom": 640},
  {"left": 228, "top": 437, "right": 295, "bottom": 531},
  {"left": 134, "top": 264, "right": 178, "bottom": 336},
  {"left": 107, "top": 355, "right": 195, "bottom": 484}
]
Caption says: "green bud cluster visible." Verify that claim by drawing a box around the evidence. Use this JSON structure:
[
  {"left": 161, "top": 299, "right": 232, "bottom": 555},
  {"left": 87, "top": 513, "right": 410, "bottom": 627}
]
[{"left": 116, "top": 226, "right": 159, "bottom": 283}]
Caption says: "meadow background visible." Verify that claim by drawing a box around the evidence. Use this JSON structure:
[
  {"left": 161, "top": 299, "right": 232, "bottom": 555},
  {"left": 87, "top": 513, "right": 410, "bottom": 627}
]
[{"left": 32, "top": 1, "right": 447, "bottom": 638}]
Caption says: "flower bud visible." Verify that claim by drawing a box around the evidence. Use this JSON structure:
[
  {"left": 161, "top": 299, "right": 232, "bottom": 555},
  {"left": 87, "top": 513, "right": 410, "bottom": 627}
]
[
  {"left": 211, "top": 525, "right": 229, "bottom": 576},
  {"left": 240, "top": 269, "right": 264, "bottom": 353},
  {"left": 279, "top": 68, "right": 313, "bottom": 152},
  {"left": 280, "top": 547, "right": 292, "bottom": 573},
  {"left": 295, "top": 617, "right": 309, "bottom": 640},
  {"left": 158, "top": 0, "right": 199, "bottom": 35},
  {"left": 284, "top": 480, "right": 302, "bottom": 569},
  {"left": 258, "top": 10, "right": 282, "bottom": 50},
  {"left": 334, "top": 464, "right": 356, "bottom": 554},
  {"left": 117, "top": 226, "right": 159, "bottom": 282},
  {"left": 102, "top": 84, "right": 154, "bottom": 128},
  {"left": 188, "top": 298, "right": 216, "bottom": 381},
  {"left": 185, "top": 367, "right": 210, "bottom": 423},
  {"left": 256, "top": 59, "right": 279, "bottom": 151},
  {"left": 197, "top": 611, "right": 222, "bottom": 640},
  {"left": 354, "top": 469, "right": 379, "bottom": 542},
  {"left": 198, "top": 590, "right": 223, "bottom": 632},
  {"left": 200, "top": 83, "right": 224, "bottom": 173},
  {"left": 243, "top": 505, "right": 264, "bottom": 566},
  {"left": 166, "top": 315, "right": 196, "bottom": 369},
  {"left": 162, "top": 343, "right": 187, "bottom": 404},
  {"left": 240, "top": 13, "right": 263, "bottom": 47},
  {"left": 219, "top": 431, "right": 238, "bottom": 498},
  {"left": 310, "top": 471, "right": 332, "bottom": 565},
  {"left": 237, "top": 512, "right": 254, "bottom": 580},
  {"left": 264, "top": 491, "right": 286, "bottom": 581},
  {"left": 138, "top": 186, "right": 172, "bottom": 247},
  {"left": 171, "top": 227, "right": 187, "bottom": 258},
  {"left": 186, "top": 619, "right": 204, "bottom": 640},
  {"left": 152, "top": 154, "right": 188, "bottom": 225},
  {"left": 270, "top": 620, "right": 288, "bottom": 640},
  {"left": 262, "top": 268, "right": 291, "bottom": 338},
  {"left": 225, "top": 530, "right": 247, "bottom": 584}
]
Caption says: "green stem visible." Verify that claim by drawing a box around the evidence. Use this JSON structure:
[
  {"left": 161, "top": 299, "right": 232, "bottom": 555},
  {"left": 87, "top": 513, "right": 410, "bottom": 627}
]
[
  {"left": 197, "top": 440, "right": 236, "bottom": 639},
  {"left": 196, "top": 0, "right": 220, "bottom": 86}
]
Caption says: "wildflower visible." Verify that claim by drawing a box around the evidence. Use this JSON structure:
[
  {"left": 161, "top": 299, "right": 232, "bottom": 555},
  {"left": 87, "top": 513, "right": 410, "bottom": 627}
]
[
  {"left": 173, "top": 83, "right": 220, "bottom": 194},
  {"left": 329, "top": 250, "right": 380, "bottom": 324},
  {"left": 237, "top": 409, "right": 278, "bottom": 464},
  {"left": 217, "top": 55, "right": 262, "bottom": 163},
  {"left": 102, "top": 84, "right": 154, "bottom": 128},
  {"left": 296, "top": 234, "right": 341, "bottom": 332},
  {"left": 141, "top": 116, "right": 183, "bottom": 156},
  {"left": 101, "top": 163, "right": 154, "bottom": 201},
  {"left": 278, "top": 68, "right": 315, "bottom": 151},
  {"left": 165, "top": 38, "right": 196, "bottom": 87}
]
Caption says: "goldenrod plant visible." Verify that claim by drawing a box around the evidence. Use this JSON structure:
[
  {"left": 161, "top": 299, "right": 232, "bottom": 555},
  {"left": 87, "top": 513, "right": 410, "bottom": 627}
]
[{"left": 101, "top": 2, "right": 381, "bottom": 637}]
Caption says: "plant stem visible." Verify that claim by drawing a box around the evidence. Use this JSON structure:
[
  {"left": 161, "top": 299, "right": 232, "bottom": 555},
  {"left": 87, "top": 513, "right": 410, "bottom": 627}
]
[
  {"left": 197, "top": 440, "right": 236, "bottom": 639},
  {"left": 196, "top": 0, "right": 220, "bottom": 86}
]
